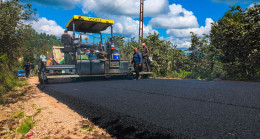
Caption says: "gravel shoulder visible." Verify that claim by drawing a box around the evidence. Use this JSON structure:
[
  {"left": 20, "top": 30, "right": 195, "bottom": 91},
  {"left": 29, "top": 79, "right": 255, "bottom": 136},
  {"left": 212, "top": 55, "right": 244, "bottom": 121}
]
[{"left": 0, "top": 77, "right": 113, "bottom": 139}]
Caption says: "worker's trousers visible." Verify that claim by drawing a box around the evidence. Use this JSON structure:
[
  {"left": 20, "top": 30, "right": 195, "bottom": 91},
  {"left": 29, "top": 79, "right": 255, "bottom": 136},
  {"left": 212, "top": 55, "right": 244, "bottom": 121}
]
[
  {"left": 134, "top": 64, "right": 140, "bottom": 80},
  {"left": 26, "top": 70, "right": 30, "bottom": 78},
  {"left": 142, "top": 58, "right": 150, "bottom": 72}
]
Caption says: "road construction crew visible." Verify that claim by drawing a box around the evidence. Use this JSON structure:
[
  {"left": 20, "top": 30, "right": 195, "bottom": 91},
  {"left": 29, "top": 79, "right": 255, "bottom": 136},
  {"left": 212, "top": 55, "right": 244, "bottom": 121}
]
[
  {"left": 142, "top": 43, "right": 150, "bottom": 72},
  {"left": 131, "top": 48, "right": 142, "bottom": 80}
]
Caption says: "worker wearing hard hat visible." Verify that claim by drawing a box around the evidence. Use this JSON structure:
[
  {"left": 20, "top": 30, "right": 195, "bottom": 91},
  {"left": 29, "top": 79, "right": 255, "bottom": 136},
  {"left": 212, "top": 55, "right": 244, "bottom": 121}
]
[
  {"left": 131, "top": 48, "right": 142, "bottom": 80},
  {"left": 142, "top": 43, "right": 150, "bottom": 72}
]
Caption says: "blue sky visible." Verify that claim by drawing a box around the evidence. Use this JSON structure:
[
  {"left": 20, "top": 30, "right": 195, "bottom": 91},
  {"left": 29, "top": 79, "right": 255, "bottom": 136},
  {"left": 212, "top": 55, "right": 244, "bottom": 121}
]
[{"left": 19, "top": 0, "right": 259, "bottom": 49}]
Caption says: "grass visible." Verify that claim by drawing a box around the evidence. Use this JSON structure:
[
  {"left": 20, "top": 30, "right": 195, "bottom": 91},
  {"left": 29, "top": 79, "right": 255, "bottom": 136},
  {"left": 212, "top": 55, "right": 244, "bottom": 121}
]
[
  {"left": 32, "top": 104, "right": 36, "bottom": 108},
  {"left": 82, "top": 125, "right": 89, "bottom": 130},
  {"left": 16, "top": 79, "right": 28, "bottom": 87},
  {"left": 15, "top": 107, "right": 44, "bottom": 135},
  {"left": 88, "top": 127, "right": 94, "bottom": 132},
  {"left": 82, "top": 125, "right": 94, "bottom": 132},
  {"left": 0, "top": 85, "right": 5, "bottom": 104},
  {"left": 0, "top": 72, "right": 28, "bottom": 105},
  {"left": 34, "top": 108, "right": 42, "bottom": 116},
  {"left": 19, "top": 89, "right": 27, "bottom": 97},
  {"left": 11, "top": 111, "right": 24, "bottom": 119},
  {"left": 17, "top": 116, "right": 34, "bottom": 135}
]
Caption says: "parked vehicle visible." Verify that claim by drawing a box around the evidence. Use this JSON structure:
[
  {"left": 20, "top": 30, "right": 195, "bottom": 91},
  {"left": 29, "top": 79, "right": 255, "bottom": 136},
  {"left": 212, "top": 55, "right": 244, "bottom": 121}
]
[{"left": 16, "top": 70, "right": 25, "bottom": 77}]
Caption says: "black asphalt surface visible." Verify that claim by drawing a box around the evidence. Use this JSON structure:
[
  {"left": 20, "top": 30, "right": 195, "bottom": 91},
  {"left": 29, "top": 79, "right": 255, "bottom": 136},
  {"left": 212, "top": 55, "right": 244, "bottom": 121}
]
[{"left": 40, "top": 79, "right": 260, "bottom": 139}]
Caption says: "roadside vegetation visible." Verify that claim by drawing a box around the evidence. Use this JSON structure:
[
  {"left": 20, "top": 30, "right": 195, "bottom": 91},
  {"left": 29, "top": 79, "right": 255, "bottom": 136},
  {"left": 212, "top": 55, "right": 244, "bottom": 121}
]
[
  {"left": 0, "top": 0, "right": 61, "bottom": 103},
  {"left": 119, "top": 5, "right": 260, "bottom": 81}
]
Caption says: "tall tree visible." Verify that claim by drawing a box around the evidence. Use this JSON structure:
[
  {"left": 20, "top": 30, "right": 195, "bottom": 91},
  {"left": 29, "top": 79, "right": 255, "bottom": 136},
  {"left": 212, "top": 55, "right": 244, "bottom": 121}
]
[
  {"left": 188, "top": 32, "right": 217, "bottom": 78},
  {"left": 210, "top": 5, "right": 260, "bottom": 80},
  {"left": 0, "top": 0, "right": 37, "bottom": 64}
]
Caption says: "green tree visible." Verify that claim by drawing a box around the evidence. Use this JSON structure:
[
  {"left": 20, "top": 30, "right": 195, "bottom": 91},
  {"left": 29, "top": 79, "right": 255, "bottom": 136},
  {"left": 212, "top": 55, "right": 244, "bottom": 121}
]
[
  {"left": 143, "top": 32, "right": 188, "bottom": 76},
  {"left": 210, "top": 5, "right": 260, "bottom": 80},
  {"left": 188, "top": 32, "right": 219, "bottom": 79},
  {"left": 20, "top": 28, "right": 63, "bottom": 65},
  {"left": 0, "top": 0, "right": 37, "bottom": 63}
]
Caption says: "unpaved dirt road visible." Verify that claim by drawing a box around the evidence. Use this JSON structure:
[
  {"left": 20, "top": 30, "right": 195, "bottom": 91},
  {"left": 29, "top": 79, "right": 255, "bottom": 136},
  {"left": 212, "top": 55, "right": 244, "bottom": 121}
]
[{"left": 41, "top": 78, "right": 260, "bottom": 138}]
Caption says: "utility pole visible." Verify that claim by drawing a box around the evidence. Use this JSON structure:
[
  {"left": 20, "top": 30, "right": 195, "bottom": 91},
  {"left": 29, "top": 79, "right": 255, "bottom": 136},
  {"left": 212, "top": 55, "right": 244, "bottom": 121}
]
[{"left": 139, "top": 0, "right": 144, "bottom": 43}]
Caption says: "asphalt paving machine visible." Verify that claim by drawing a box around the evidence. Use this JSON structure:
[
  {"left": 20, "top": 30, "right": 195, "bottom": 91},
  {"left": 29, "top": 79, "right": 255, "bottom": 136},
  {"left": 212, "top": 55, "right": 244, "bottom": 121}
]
[{"left": 38, "top": 15, "right": 151, "bottom": 84}]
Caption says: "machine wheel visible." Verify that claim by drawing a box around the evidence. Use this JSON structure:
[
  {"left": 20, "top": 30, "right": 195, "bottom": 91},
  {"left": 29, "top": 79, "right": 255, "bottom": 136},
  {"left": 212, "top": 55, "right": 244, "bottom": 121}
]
[
  {"left": 142, "top": 74, "right": 149, "bottom": 79},
  {"left": 71, "top": 78, "right": 78, "bottom": 82},
  {"left": 39, "top": 71, "right": 48, "bottom": 84},
  {"left": 39, "top": 78, "right": 43, "bottom": 84},
  {"left": 126, "top": 73, "right": 134, "bottom": 80},
  {"left": 39, "top": 78, "right": 48, "bottom": 84}
]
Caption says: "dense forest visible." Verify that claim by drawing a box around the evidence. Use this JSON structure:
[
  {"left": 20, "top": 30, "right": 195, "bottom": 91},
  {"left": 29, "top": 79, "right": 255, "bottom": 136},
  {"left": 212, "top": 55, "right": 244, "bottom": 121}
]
[{"left": 0, "top": 1, "right": 259, "bottom": 103}]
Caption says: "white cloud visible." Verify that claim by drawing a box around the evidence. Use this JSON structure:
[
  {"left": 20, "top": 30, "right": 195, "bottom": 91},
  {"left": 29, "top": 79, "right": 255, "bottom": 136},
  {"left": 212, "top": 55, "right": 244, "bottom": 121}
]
[
  {"left": 149, "top": 4, "right": 199, "bottom": 29},
  {"left": 29, "top": 17, "right": 64, "bottom": 36},
  {"left": 166, "top": 18, "right": 214, "bottom": 38},
  {"left": 81, "top": 0, "right": 168, "bottom": 17},
  {"left": 20, "top": 0, "right": 80, "bottom": 9},
  {"left": 160, "top": 36, "right": 192, "bottom": 49},
  {"left": 162, "top": 18, "right": 214, "bottom": 49}
]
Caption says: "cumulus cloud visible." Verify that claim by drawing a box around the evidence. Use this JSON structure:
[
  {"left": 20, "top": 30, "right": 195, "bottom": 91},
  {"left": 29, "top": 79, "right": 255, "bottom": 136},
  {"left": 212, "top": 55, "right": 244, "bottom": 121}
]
[
  {"left": 81, "top": 0, "right": 168, "bottom": 17},
  {"left": 149, "top": 4, "right": 199, "bottom": 29},
  {"left": 160, "top": 36, "right": 192, "bottom": 49},
  {"left": 29, "top": 17, "right": 64, "bottom": 36},
  {"left": 20, "top": 0, "right": 80, "bottom": 9},
  {"left": 166, "top": 18, "right": 214, "bottom": 38},
  {"left": 212, "top": 0, "right": 260, "bottom": 4},
  {"left": 162, "top": 18, "right": 214, "bottom": 49}
]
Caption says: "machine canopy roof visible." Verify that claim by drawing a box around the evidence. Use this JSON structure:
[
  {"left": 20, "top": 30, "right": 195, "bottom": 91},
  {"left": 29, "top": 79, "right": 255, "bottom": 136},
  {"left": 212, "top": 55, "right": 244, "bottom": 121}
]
[{"left": 66, "top": 15, "right": 114, "bottom": 33}]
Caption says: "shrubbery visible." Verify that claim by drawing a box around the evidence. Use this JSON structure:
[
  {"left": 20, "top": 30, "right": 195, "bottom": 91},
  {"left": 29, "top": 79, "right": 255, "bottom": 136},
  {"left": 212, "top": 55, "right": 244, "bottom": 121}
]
[{"left": 0, "top": 54, "right": 17, "bottom": 104}]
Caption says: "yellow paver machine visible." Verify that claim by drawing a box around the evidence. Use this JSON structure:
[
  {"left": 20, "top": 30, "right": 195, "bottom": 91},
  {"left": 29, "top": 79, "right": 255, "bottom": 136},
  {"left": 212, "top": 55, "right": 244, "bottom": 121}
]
[{"left": 38, "top": 15, "right": 152, "bottom": 84}]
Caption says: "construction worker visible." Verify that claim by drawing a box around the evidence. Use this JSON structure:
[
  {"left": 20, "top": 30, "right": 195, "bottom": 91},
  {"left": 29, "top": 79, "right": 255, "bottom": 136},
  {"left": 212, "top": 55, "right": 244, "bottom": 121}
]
[
  {"left": 61, "top": 30, "right": 71, "bottom": 46},
  {"left": 23, "top": 62, "right": 31, "bottom": 78},
  {"left": 88, "top": 49, "right": 97, "bottom": 59},
  {"left": 131, "top": 48, "right": 142, "bottom": 80},
  {"left": 142, "top": 43, "right": 150, "bottom": 72}
]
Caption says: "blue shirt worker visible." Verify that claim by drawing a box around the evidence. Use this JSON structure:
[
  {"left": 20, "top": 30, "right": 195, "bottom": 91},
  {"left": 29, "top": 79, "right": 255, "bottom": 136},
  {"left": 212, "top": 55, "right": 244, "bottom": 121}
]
[{"left": 131, "top": 48, "right": 142, "bottom": 80}]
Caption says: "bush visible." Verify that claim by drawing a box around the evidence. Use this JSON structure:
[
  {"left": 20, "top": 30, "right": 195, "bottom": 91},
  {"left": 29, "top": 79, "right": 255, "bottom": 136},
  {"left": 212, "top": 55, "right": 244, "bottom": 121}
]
[{"left": 0, "top": 54, "right": 18, "bottom": 104}]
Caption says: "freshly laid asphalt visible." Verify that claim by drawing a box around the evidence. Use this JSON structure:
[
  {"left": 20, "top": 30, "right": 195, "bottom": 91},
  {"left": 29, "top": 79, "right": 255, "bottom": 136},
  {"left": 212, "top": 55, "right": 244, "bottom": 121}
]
[{"left": 40, "top": 78, "right": 260, "bottom": 139}]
